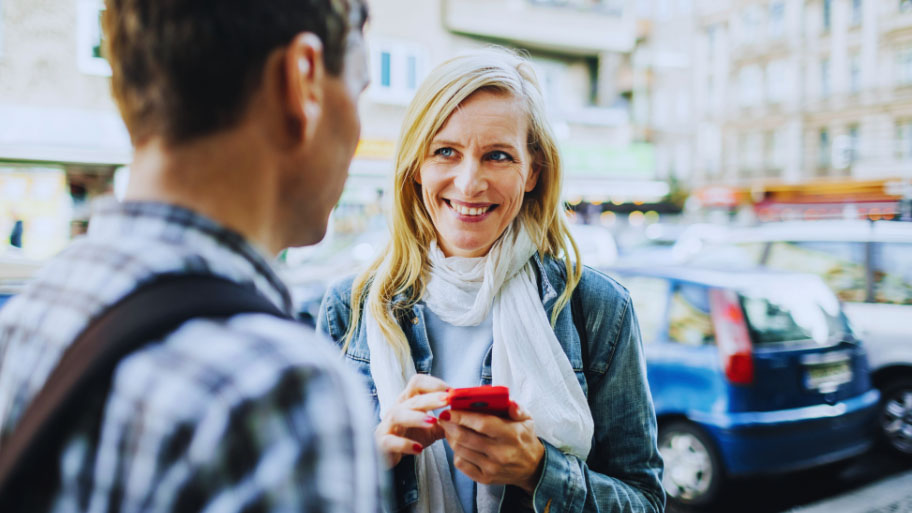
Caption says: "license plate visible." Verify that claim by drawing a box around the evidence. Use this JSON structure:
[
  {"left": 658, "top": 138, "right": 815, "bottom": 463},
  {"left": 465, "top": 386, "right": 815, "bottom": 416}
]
[{"left": 805, "top": 360, "right": 852, "bottom": 390}]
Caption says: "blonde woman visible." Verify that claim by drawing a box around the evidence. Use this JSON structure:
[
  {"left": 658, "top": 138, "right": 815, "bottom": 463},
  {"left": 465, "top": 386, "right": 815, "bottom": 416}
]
[{"left": 318, "top": 49, "right": 664, "bottom": 512}]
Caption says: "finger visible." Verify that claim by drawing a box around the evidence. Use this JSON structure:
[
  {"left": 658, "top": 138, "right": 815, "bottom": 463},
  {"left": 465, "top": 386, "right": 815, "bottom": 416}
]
[
  {"left": 442, "top": 423, "right": 496, "bottom": 454},
  {"left": 508, "top": 400, "right": 531, "bottom": 422},
  {"left": 378, "top": 433, "right": 427, "bottom": 457},
  {"left": 400, "top": 391, "right": 450, "bottom": 412},
  {"left": 384, "top": 408, "right": 441, "bottom": 432},
  {"left": 399, "top": 374, "right": 450, "bottom": 401},
  {"left": 440, "top": 410, "right": 500, "bottom": 437},
  {"left": 453, "top": 454, "right": 485, "bottom": 483}
]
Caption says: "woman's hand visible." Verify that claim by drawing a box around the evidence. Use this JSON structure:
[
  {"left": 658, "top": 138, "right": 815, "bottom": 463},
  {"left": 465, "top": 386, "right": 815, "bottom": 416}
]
[
  {"left": 375, "top": 374, "right": 450, "bottom": 468},
  {"left": 439, "top": 400, "right": 545, "bottom": 493}
]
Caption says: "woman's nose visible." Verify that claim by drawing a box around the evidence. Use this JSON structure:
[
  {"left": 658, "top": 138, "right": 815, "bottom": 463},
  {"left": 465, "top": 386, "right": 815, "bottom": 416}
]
[{"left": 452, "top": 158, "right": 487, "bottom": 196}]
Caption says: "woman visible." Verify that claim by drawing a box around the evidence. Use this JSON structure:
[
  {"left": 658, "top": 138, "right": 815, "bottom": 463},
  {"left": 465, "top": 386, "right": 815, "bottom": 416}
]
[{"left": 318, "top": 48, "right": 664, "bottom": 512}]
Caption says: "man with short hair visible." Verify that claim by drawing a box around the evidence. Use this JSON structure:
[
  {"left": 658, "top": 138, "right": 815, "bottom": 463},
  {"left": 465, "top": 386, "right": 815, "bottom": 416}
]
[{"left": 0, "top": 1, "right": 381, "bottom": 511}]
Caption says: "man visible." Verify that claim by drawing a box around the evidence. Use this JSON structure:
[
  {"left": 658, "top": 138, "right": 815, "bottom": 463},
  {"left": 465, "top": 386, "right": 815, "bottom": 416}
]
[{"left": 0, "top": 0, "right": 380, "bottom": 511}]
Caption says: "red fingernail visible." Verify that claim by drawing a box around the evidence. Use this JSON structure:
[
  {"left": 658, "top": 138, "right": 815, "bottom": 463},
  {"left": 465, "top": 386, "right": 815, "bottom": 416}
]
[
  {"left": 439, "top": 410, "right": 451, "bottom": 421},
  {"left": 424, "top": 415, "right": 437, "bottom": 425},
  {"left": 413, "top": 443, "right": 423, "bottom": 453}
]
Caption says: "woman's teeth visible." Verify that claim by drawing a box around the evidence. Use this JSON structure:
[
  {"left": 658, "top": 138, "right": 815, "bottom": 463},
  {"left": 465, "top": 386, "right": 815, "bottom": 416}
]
[{"left": 450, "top": 203, "right": 490, "bottom": 216}]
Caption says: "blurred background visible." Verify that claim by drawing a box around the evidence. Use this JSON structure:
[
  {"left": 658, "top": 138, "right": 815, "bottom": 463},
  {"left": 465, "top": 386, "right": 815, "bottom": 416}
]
[{"left": 2, "top": 0, "right": 912, "bottom": 511}]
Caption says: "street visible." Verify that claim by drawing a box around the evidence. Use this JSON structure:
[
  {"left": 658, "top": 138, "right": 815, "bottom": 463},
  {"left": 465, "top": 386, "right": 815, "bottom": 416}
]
[{"left": 667, "top": 447, "right": 912, "bottom": 513}]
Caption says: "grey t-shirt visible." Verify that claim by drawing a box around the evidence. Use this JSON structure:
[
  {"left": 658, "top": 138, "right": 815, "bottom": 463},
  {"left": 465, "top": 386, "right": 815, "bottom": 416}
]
[{"left": 423, "top": 305, "right": 493, "bottom": 513}]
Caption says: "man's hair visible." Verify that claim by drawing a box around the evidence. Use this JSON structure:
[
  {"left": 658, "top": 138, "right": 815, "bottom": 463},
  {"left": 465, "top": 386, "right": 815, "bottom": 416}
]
[{"left": 102, "top": 0, "right": 367, "bottom": 144}]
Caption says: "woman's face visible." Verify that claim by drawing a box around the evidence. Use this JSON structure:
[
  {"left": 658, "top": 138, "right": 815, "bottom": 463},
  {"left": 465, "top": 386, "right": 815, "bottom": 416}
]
[{"left": 416, "top": 90, "right": 539, "bottom": 258}]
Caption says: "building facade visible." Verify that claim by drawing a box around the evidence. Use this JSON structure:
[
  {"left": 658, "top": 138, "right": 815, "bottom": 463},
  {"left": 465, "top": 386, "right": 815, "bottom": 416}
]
[{"left": 637, "top": 0, "right": 912, "bottom": 188}]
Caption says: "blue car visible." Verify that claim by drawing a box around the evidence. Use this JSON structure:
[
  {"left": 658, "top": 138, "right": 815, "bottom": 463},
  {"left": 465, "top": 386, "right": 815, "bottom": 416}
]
[{"left": 606, "top": 265, "right": 880, "bottom": 507}]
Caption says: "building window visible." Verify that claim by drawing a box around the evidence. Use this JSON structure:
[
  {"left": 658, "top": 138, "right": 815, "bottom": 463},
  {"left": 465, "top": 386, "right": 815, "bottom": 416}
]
[
  {"left": 820, "top": 58, "right": 831, "bottom": 98},
  {"left": 369, "top": 40, "right": 427, "bottom": 105},
  {"left": 769, "top": 1, "right": 785, "bottom": 38},
  {"left": 902, "top": 0, "right": 912, "bottom": 13},
  {"left": 848, "top": 124, "right": 860, "bottom": 164},
  {"left": 741, "top": 5, "right": 763, "bottom": 45},
  {"left": 897, "top": 119, "right": 912, "bottom": 160},
  {"left": 766, "top": 59, "right": 787, "bottom": 103},
  {"left": 739, "top": 65, "right": 763, "bottom": 106},
  {"left": 897, "top": 46, "right": 912, "bottom": 86},
  {"left": 851, "top": 0, "right": 863, "bottom": 25},
  {"left": 818, "top": 128, "right": 830, "bottom": 167},
  {"left": 849, "top": 53, "right": 862, "bottom": 93},
  {"left": 823, "top": 0, "right": 832, "bottom": 31},
  {"left": 76, "top": 0, "right": 110, "bottom": 76}
]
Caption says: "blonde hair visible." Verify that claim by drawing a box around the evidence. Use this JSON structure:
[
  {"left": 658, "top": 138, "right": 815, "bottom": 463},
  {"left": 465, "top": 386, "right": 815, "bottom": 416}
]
[{"left": 343, "top": 47, "right": 582, "bottom": 360}]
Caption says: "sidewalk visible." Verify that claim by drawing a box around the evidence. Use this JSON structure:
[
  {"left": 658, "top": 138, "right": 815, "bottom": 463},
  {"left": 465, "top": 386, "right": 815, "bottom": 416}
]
[{"left": 787, "top": 469, "right": 912, "bottom": 513}]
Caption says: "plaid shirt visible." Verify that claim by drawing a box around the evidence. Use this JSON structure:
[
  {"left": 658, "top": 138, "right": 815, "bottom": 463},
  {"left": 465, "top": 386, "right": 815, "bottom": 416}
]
[{"left": 0, "top": 201, "right": 382, "bottom": 512}]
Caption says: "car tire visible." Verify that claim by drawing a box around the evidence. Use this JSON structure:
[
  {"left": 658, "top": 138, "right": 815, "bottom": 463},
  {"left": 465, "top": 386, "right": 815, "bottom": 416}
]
[
  {"left": 878, "top": 377, "right": 912, "bottom": 458},
  {"left": 658, "top": 420, "right": 725, "bottom": 508}
]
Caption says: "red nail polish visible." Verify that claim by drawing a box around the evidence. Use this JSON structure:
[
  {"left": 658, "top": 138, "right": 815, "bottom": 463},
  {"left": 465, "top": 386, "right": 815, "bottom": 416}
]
[
  {"left": 424, "top": 415, "right": 437, "bottom": 425},
  {"left": 439, "top": 410, "right": 451, "bottom": 421},
  {"left": 413, "top": 443, "right": 423, "bottom": 453}
]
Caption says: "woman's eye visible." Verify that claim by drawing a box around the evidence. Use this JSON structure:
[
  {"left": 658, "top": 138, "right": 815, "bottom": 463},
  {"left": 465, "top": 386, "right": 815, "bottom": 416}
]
[
  {"left": 487, "top": 150, "right": 514, "bottom": 162},
  {"left": 434, "top": 147, "right": 455, "bottom": 158}
]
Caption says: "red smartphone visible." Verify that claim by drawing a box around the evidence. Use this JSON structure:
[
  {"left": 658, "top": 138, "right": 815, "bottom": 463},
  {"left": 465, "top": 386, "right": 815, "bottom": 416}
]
[{"left": 447, "top": 385, "right": 510, "bottom": 418}]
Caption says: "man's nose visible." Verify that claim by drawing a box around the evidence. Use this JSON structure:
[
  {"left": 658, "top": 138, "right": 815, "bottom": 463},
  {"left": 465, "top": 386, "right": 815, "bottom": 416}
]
[{"left": 452, "top": 158, "right": 487, "bottom": 196}]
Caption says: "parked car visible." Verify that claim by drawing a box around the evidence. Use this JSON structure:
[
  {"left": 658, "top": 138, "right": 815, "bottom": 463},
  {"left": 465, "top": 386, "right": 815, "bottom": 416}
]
[
  {"left": 605, "top": 264, "right": 880, "bottom": 507},
  {"left": 672, "top": 220, "right": 912, "bottom": 457}
]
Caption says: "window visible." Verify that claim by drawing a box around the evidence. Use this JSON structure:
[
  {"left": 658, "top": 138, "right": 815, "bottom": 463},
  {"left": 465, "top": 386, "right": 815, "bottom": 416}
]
[
  {"left": 849, "top": 53, "right": 862, "bottom": 94},
  {"left": 902, "top": 0, "right": 912, "bottom": 13},
  {"left": 668, "top": 284, "right": 714, "bottom": 346},
  {"left": 621, "top": 276, "right": 670, "bottom": 343},
  {"left": 769, "top": 1, "right": 785, "bottom": 38},
  {"left": 823, "top": 0, "right": 832, "bottom": 31},
  {"left": 820, "top": 58, "right": 831, "bottom": 98},
  {"left": 768, "top": 128, "right": 787, "bottom": 171},
  {"left": 766, "top": 60, "right": 787, "bottom": 103},
  {"left": 848, "top": 124, "right": 860, "bottom": 163},
  {"left": 76, "top": 0, "right": 110, "bottom": 76},
  {"left": 851, "top": 0, "right": 863, "bottom": 26},
  {"left": 872, "top": 242, "right": 912, "bottom": 305},
  {"left": 741, "top": 5, "right": 764, "bottom": 45},
  {"left": 897, "top": 119, "right": 912, "bottom": 160},
  {"left": 379, "top": 51, "right": 391, "bottom": 87},
  {"left": 739, "top": 65, "right": 763, "bottom": 106},
  {"left": 818, "top": 128, "right": 830, "bottom": 167},
  {"left": 740, "top": 282, "right": 849, "bottom": 346},
  {"left": 369, "top": 40, "right": 427, "bottom": 105},
  {"left": 897, "top": 45, "right": 912, "bottom": 86},
  {"left": 766, "top": 241, "right": 868, "bottom": 302}
]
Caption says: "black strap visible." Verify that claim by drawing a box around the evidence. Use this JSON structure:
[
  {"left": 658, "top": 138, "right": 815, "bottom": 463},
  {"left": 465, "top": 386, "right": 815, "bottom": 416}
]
[
  {"left": 0, "top": 274, "right": 289, "bottom": 508},
  {"left": 571, "top": 281, "right": 590, "bottom": 376}
]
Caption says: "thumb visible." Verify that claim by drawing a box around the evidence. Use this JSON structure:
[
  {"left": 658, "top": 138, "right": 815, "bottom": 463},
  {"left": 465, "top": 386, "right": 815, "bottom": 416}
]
[{"left": 508, "top": 400, "right": 531, "bottom": 422}]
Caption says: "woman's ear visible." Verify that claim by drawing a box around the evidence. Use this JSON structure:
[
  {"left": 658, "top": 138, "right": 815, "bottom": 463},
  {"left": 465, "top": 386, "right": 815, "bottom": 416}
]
[
  {"left": 524, "top": 163, "right": 541, "bottom": 193},
  {"left": 282, "top": 33, "right": 326, "bottom": 145}
]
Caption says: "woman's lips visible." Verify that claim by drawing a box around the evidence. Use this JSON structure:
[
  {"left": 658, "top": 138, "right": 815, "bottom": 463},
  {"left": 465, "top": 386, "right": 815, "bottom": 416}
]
[{"left": 445, "top": 199, "right": 497, "bottom": 223}]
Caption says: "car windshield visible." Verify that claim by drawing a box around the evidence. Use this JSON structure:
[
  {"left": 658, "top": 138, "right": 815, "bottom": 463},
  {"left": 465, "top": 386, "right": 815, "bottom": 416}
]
[{"left": 738, "top": 278, "right": 851, "bottom": 346}]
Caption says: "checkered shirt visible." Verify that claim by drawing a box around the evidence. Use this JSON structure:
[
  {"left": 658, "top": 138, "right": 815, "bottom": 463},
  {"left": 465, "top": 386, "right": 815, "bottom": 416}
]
[{"left": 0, "top": 200, "right": 382, "bottom": 512}]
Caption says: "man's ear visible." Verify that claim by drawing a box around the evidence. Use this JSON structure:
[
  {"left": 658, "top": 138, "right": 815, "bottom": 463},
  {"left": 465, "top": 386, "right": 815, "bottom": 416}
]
[{"left": 283, "top": 32, "right": 325, "bottom": 145}]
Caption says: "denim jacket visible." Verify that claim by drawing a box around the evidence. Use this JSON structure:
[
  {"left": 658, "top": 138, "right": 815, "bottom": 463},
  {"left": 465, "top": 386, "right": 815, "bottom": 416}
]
[{"left": 318, "top": 254, "right": 665, "bottom": 512}]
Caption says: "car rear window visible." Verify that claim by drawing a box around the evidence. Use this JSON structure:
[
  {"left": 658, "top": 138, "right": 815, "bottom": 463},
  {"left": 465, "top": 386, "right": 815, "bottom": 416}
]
[
  {"left": 872, "top": 242, "right": 912, "bottom": 305},
  {"left": 739, "top": 279, "right": 851, "bottom": 346}
]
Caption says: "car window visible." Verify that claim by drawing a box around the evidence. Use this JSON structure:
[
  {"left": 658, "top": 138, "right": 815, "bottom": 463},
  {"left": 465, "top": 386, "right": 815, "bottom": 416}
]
[
  {"left": 872, "top": 242, "right": 912, "bottom": 305},
  {"left": 619, "top": 276, "right": 669, "bottom": 343},
  {"left": 765, "top": 241, "right": 867, "bottom": 302},
  {"left": 668, "top": 283, "right": 714, "bottom": 346},
  {"left": 739, "top": 278, "right": 850, "bottom": 346}
]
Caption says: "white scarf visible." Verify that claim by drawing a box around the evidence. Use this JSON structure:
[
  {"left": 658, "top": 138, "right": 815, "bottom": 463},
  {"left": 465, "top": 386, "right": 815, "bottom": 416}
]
[{"left": 365, "top": 224, "right": 594, "bottom": 513}]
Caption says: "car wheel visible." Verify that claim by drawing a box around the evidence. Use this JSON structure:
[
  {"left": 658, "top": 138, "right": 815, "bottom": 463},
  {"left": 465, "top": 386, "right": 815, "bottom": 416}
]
[
  {"left": 879, "top": 377, "right": 912, "bottom": 457},
  {"left": 658, "top": 421, "right": 724, "bottom": 508}
]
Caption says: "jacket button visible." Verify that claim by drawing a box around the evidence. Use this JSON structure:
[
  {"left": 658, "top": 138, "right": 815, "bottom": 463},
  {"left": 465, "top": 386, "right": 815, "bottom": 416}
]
[{"left": 411, "top": 317, "right": 419, "bottom": 325}]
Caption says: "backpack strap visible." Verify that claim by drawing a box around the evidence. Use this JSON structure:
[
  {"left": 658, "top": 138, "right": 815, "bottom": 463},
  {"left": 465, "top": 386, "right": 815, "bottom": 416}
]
[
  {"left": 0, "top": 274, "right": 289, "bottom": 508},
  {"left": 571, "top": 279, "right": 590, "bottom": 376}
]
